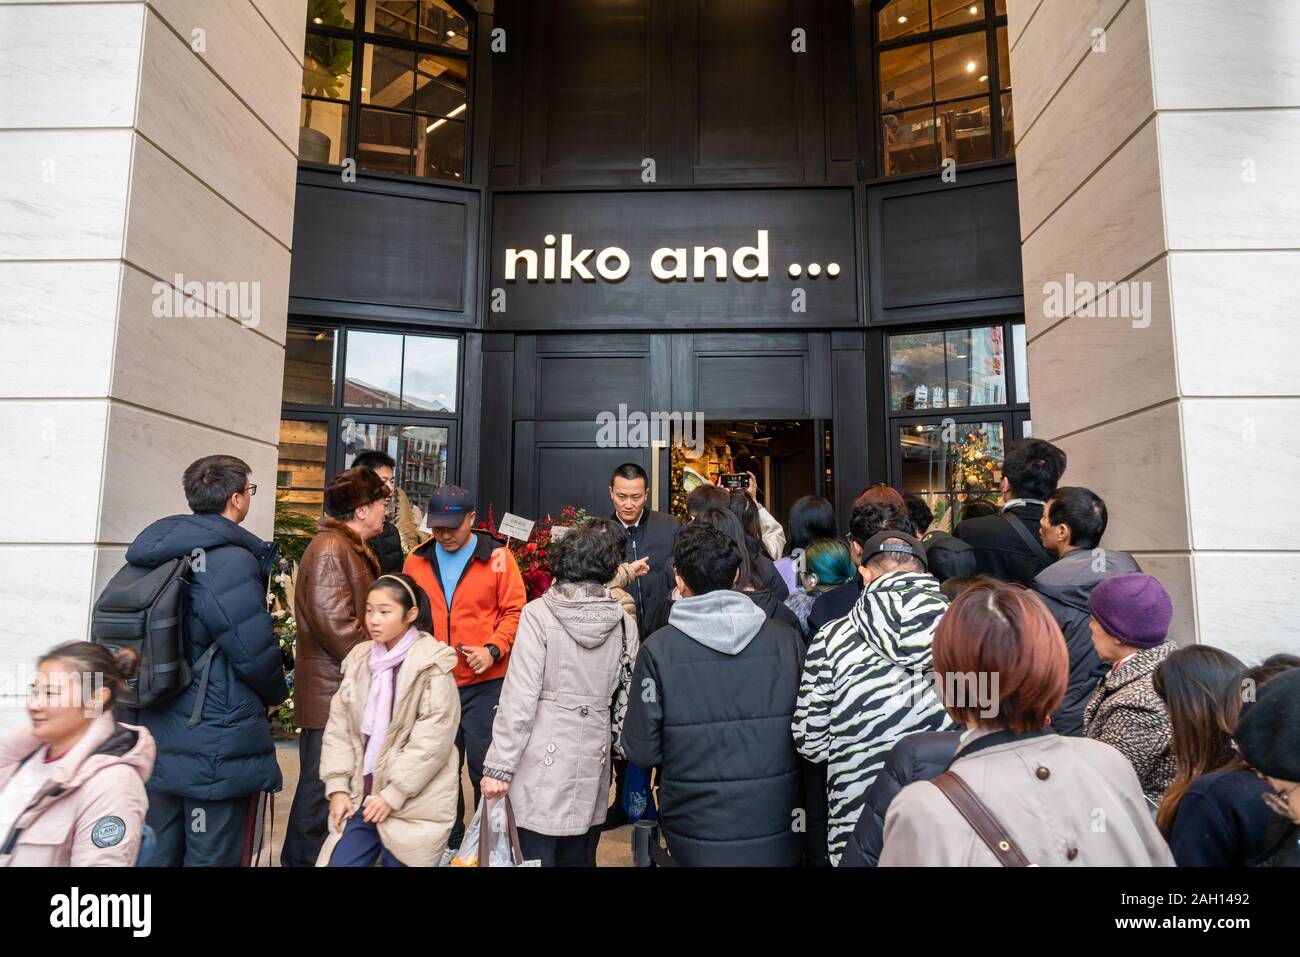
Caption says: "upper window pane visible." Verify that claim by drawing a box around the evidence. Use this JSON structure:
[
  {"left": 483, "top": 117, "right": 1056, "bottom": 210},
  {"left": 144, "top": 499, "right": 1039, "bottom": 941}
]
[
  {"left": 877, "top": 0, "right": 929, "bottom": 41},
  {"left": 283, "top": 327, "right": 337, "bottom": 405},
  {"left": 344, "top": 331, "right": 403, "bottom": 408},
  {"left": 945, "top": 326, "right": 1006, "bottom": 407},
  {"left": 422, "top": 0, "right": 470, "bottom": 50},
  {"left": 933, "top": 0, "right": 985, "bottom": 32},
  {"left": 302, "top": 32, "right": 354, "bottom": 101},
  {"left": 890, "top": 330, "right": 945, "bottom": 411},
  {"left": 362, "top": 43, "right": 415, "bottom": 109},
  {"left": 933, "top": 31, "right": 988, "bottom": 102},
  {"left": 416, "top": 52, "right": 468, "bottom": 116},
  {"left": 880, "top": 42, "right": 932, "bottom": 110},
  {"left": 890, "top": 325, "right": 1006, "bottom": 410},
  {"left": 307, "top": 0, "right": 357, "bottom": 29},
  {"left": 401, "top": 336, "right": 458, "bottom": 412}
]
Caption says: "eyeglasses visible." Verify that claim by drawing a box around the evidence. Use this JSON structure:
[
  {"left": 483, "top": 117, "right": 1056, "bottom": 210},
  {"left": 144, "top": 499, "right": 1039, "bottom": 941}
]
[{"left": 243, "top": 484, "right": 258, "bottom": 497}]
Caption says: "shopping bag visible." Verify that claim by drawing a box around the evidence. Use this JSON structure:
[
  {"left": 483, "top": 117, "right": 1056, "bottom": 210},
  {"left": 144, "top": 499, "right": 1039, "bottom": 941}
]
[
  {"left": 452, "top": 796, "right": 540, "bottom": 867},
  {"left": 449, "top": 802, "right": 485, "bottom": 867}
]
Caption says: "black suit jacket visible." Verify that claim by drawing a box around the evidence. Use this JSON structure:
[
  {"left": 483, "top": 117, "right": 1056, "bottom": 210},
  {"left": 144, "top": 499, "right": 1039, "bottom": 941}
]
[{"left": 612, "top": 508, "right": 681, "bottom": 632}]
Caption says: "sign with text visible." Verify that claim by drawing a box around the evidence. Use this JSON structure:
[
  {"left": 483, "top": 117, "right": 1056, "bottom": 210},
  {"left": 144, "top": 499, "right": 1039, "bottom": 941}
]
[
  {"left": 497, "top": 513, "right": 536, "bottom": 541},
  {"left": 488, "top": 187, "right": 858, "bottom": 330}
]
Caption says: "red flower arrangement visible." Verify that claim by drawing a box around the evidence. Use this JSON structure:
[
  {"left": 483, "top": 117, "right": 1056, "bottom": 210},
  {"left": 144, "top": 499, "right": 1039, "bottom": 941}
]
[{"left": 475, "top": 504, "right": 590, "bottom": 600}]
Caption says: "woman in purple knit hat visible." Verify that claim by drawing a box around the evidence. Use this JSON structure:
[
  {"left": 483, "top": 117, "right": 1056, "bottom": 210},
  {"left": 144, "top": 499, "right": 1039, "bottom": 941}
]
[{"left": 1082, "top": 573, "right": 1178, "bottom": 809}]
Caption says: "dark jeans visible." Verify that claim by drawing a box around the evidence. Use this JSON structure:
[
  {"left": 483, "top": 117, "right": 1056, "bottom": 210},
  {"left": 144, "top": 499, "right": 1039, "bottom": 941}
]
[
  {"left": 326, "top": 816, "right": 406, "bottom": 868},
  {"left": 518, "top": 825, "right": 601, "bottom": 867},
  {"left": 449, "top": 678, "right": 503, "bottom": 849},
  {"left": 145, "top": 791, "right": 251, "bottom": 867},
  {"left": 281, "top": 727, "right": 328, "bottom": 867}
]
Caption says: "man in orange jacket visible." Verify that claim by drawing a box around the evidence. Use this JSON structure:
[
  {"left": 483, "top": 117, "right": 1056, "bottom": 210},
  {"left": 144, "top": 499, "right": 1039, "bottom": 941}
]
[{"left": 403, "top": 485, "right": 526, "bottom": 854}]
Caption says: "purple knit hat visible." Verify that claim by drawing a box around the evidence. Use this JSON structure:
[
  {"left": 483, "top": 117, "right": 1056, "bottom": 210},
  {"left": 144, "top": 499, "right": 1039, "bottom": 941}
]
[{"left": 1088, "top": 573, "right": 1172, "bottom": 648}]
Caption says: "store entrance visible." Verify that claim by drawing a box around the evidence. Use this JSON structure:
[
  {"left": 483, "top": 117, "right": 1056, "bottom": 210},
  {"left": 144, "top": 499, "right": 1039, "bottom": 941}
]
[{"left": 672, "top": 419, "right": 832, "bottom": 525}]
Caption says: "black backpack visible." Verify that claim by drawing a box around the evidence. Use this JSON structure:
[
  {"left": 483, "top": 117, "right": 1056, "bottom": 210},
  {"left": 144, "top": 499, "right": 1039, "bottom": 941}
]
[{"left": 91, "top": 557, "right": 199, "bottom": 710}]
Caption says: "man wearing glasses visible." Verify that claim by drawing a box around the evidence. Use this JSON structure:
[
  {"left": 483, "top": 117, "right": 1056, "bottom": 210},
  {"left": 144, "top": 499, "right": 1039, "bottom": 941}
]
[{"left": 122, "top": 454, "right": 288, "bottom": 866}]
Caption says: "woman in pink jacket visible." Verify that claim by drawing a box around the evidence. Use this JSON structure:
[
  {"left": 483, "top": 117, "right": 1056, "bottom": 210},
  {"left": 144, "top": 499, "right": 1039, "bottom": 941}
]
[{"left": 0, "top": 642, "right": 155, "bottom": 866}]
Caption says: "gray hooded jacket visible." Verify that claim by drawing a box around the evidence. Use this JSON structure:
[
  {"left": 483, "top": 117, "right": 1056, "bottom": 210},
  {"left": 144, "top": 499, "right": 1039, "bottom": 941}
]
[
  {"left": 1034, "top": 548, "right": 1142, "bottom": 735},
  {"left": 483, "top": 581, "right": 639, "bottom": 836}
]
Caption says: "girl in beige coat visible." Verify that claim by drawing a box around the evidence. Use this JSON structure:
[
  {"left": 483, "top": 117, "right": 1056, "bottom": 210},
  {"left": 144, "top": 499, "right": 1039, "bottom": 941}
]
[
  {"left": 880, "top": 582, "right": 1173, "bottom": 867},
  {"left": 317, "top": 574, "right": 461, "bottom": 867},
  {"left": 481, "top": 523, "right": 639, "bottom": 866}
]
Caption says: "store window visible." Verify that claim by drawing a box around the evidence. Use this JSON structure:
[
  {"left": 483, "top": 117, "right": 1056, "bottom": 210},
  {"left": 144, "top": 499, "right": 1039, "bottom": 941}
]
[
  {"left": 874, "top": 0, "right": 1013, "bottom": 176},
  {"left": 888, "top": 319, "right": 1029, "bottom": 531},
  {"left": 300, "top": 0, "right": 471, "bottom": 181},
  {"left": 277, "top": 324, "right": 462, "bottom": 523}
]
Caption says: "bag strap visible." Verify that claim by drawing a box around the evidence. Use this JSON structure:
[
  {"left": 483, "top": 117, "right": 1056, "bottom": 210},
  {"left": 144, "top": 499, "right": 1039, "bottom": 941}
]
[
  {"left": 187, "top": 643, "right": 221, "bottom": 728},
  {"left": 1002, "top": 511, "right": 1054, "bottom": 565},
  {"left": 931, "top": 770, "right": 1030, "bottom": 866}
]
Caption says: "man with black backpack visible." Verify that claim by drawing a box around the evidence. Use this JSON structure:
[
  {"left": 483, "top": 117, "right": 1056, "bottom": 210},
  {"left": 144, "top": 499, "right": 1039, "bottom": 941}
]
[
  {"left": 118, "top": 455, "right": 288, "bottom": 866},
  {"left": 954, "top": 438, "right": 1067, "bottom": 586}
]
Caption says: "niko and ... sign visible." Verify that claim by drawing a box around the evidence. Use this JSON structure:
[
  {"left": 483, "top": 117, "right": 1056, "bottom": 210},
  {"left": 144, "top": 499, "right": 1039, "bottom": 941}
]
[{"left": 488, "top": 187, "right": 857, "bottom": 330}]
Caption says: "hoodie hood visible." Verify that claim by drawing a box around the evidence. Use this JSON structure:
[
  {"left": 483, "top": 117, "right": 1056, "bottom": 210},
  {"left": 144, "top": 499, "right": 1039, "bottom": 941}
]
[
  {"left": 125, "top": 512, "right": 275, "bottom": 575},
  {"left": 668, "top": 590, "right": 767, "bottom": 656},
  {"left": 1034, "top": 548, "right": 1141, "bottom": 611},
  {"left": 848, "top": 571, "right": 948, "bottom": 670},
  {"left": 542, "top": 581, "right": 625, "bottom": 649}
]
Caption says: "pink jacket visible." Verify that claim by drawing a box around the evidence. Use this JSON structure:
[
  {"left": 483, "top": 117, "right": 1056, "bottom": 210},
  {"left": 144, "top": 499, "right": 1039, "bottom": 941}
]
[{"left": 0, "top": 712, "right": 155, "bottom": 867}]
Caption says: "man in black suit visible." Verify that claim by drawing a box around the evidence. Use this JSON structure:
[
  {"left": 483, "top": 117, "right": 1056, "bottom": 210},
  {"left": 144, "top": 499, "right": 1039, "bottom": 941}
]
[
  {"left": 606, "top": 462, "right": 681, "bottom": 828},
  {"left": 954, "top": 438, "right": 1067, "bottom": 586}
]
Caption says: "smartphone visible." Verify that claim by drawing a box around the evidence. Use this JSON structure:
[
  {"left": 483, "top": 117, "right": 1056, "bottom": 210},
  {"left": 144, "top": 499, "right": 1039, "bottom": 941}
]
[{"left": 721, "top": 472, "right": 749, "bottom": 490}]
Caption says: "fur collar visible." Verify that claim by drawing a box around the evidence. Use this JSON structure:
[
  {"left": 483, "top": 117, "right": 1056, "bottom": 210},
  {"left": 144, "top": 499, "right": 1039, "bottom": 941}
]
[{"left": 319, "top": 515, "right": 382, "bottom": 576}]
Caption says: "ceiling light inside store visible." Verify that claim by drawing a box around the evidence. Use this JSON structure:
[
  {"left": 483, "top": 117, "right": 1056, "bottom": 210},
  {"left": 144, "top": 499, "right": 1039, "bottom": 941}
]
[
  {"left": 313, "top": 17, "right": 323, "bottom": 24},
  {"left": 970, "top": 5, "right": 978, "bottom": 13},
  {"left": 898, "top": 15, "right": 908, "bottom": 23},
  {"left": 979, "top": 74, "right": 988, "bottom": 82},
  {"left": 966, "top": 61, "right": 976, "bottom": 72},
  {"left": 426, "top": 101, "right": 468, "bottom": 133}
]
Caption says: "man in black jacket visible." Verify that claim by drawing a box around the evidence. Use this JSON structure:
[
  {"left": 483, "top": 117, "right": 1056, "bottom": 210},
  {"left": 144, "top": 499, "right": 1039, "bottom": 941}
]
[
  {"left": 1032, "top": 486, "right": 1140, "bottom": 735},
  {"left": 609, "top": 463, "right": 680, "bottom": 630},
  {"left": 954, "top": 438, "right": 1066, "bottom": 585},
  {"left": 623, "top": 523, "right": 804, "bottom": 866},
  {"left": 352, "top": 450, "right": 404, "bottom": 574}
]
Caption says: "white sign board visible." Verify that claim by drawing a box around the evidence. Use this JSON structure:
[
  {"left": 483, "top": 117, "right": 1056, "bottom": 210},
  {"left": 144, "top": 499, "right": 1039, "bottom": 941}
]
[
  {"left": 498, "top": 513, "right": 536, "bottom": 541},
  {"left": 548, "top": 525, "right": 572, "bottom": 541}
]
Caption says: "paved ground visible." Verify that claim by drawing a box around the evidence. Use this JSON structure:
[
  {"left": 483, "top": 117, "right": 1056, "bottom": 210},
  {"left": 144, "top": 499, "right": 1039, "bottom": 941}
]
[{"left": 265, "top": 738, "right": 635, "bottom": 866}]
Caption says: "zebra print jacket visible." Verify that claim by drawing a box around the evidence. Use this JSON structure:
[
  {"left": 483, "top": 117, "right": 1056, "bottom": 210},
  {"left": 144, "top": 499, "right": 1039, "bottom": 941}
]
[{"left": 792, "top": 571, "right": 954, "bottom": 865}]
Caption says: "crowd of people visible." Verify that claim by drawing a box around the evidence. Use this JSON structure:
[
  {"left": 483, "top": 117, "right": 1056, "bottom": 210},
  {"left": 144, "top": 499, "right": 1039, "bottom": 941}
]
[{"left": 2, "top": 440, "right": 1298, "bottom": 869}]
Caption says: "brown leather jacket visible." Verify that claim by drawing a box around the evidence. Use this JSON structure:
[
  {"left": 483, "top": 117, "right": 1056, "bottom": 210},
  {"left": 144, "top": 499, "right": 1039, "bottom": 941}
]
[{"left": 293, "top": 516, "right": 382, "bottom": 729}]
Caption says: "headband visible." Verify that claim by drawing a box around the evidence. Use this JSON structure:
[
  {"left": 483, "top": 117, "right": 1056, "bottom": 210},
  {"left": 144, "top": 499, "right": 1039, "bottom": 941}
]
[{"left": 373, "top": 574, "right": 419, "bottom": 609}]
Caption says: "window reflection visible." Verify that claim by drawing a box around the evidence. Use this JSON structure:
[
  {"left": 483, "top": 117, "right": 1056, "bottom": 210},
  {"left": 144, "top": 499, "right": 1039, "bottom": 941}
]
[
  {"left": 283, "top": 327, "right": 337, "bottom": 405},
  {"left": 890, "top": 326, "right": 1007, "bottom": 411},
  {"left": 277, "top": 419, "right": 329, "bottom": 521},
  {"left": 402, "top": 336, "right": 458, "bottom": 412},
  {"left": 344, "top": 331, "right": 403, "bottom": 408}
]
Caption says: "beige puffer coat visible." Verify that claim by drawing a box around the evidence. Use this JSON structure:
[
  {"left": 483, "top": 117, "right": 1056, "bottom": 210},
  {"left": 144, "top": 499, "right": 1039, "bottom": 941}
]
[
  {"left": 483, "top": 582, "right": 639, "bottom": 836},
  {"left": 317, "top": 634, "right": 461, "bottom": 867}
]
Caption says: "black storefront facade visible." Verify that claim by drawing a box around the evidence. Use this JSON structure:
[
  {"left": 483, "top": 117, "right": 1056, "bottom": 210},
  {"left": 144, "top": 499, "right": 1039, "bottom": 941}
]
[{"left": 279, "top": 0, "right": 1030, "bottom": 532}]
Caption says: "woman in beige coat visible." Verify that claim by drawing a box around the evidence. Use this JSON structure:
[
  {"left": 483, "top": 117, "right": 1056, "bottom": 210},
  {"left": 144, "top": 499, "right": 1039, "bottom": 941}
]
[
  {"left": 481, "top": 523, "right": 639, "bottom": 866},
  {"left": 317, "top": 574, "right": 461, "bottom": 867},
  {"left": 880, "top": 582, "right": 1173, "bottom": 867}
]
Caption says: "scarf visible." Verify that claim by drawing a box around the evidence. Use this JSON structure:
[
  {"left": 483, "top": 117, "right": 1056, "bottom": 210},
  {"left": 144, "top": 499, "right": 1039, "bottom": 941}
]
[{"left": 360, "top": 626, "right": 420, "bottom": 776}]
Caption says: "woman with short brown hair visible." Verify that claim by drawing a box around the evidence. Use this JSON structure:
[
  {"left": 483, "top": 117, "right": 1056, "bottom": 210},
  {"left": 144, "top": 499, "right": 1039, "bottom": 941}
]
[{"left": 879, "top": 581, "right": 1173, "bottom": 867}]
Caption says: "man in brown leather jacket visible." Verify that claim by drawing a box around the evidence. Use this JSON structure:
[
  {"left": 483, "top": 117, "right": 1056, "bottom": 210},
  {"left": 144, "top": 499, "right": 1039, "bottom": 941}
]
[{"left": 281, "top": 467, "right": 388, "bottom": 867}]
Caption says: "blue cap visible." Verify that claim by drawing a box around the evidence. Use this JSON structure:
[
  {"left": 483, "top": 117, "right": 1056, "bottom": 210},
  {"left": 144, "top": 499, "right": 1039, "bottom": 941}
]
[{"left": 426, "top": 485, "right": 475, "bottom": 527}]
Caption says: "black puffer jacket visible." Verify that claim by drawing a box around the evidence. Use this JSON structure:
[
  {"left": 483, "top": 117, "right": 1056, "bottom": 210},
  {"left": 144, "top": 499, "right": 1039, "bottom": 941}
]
[
  {"left": 840, "top": 730, "right": 962, "bottom": 867},
  {"left": 623, "top": 590, "right": 805, "bottom": 866},
  {"left": 367, "top": 520, "right": 405, "bottom": 575}
]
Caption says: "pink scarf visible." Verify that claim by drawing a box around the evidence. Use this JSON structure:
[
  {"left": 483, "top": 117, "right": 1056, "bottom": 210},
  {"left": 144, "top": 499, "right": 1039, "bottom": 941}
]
[{"left": 360, "top": 626, "right": 420, "bottom": 776}]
